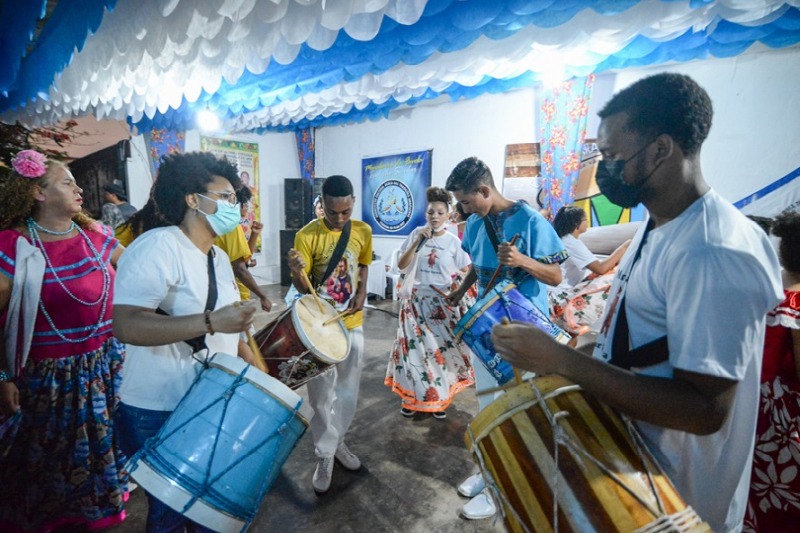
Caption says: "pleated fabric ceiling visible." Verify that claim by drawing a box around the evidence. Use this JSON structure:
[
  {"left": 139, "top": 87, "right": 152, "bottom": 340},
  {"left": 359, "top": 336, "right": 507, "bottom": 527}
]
[{"left": 1, "top": 0, "right": 799, "bottom": 133}]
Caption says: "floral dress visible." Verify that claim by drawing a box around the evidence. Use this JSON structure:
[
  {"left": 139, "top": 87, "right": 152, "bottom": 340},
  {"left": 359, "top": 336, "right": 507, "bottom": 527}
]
[
  {"left": 385, "top": 230, "right": 475, "bottom": 412},
  {"left": 744, "top": 290, "right": 800, "bottom": 532}
]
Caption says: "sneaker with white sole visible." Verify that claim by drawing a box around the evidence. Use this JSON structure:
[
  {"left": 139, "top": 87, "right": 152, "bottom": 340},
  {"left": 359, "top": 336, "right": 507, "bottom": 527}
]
[
  {"left": 457, "top": 472, "right": 485, "bottom": 498},
  {"left": 335, "top": 442, "right": 361, "bottom": 471},
  {"left": 460, "top": 488, "right": 497, "bottom": 520},
  {"left": 312, "top": 455, "right": 334, "bottom": 493}
]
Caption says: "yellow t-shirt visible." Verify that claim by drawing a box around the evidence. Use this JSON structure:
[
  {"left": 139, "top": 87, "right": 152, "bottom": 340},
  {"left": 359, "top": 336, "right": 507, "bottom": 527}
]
[
  {"left": 294, "top": 218, "right": 373, "bottom": 329},
  {"left": 115, "top": 223, "right": 135, "bottom": 247},
  {"left": 214, "top": 226, "right": 252, "bottom": 300}
]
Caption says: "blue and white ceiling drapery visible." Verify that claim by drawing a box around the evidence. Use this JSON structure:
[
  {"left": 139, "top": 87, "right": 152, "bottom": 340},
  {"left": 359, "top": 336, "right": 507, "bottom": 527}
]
[{"left": 1, "top": 0, "right": 799, "bottom": 133}]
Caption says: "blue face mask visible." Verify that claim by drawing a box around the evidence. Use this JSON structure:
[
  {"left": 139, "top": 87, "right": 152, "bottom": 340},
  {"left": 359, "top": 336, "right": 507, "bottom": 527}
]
[
  {"left": 197, "top": 194, "right": 241, "bottom": 236},
  {"left": 596, "top": 139, "right": 661, "bottom": 208}
]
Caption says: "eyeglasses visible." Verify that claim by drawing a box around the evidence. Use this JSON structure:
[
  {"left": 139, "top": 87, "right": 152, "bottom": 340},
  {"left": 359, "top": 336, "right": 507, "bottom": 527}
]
[{"left": 200, "top": 191, "right": 238, "bottom": 206}]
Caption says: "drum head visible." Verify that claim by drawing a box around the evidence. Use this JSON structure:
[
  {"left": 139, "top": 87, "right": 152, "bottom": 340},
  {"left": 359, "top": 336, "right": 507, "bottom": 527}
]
[{"left": 292, "top": 295, "right": 351, "bottom": 364}]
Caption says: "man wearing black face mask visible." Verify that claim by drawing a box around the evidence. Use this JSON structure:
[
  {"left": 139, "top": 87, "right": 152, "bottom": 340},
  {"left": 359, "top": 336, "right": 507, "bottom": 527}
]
[{"left": 490, "top": 73, "right": 783, "bottom": 532}]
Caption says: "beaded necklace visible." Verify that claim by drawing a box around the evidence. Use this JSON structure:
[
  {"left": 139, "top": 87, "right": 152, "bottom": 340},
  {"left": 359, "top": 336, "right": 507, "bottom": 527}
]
[
  {"left": 26, "top": 218, "right": 111, "bottom": 343},
  {"left": 29, "top": 218, "right": 77, "bottom": 236}
]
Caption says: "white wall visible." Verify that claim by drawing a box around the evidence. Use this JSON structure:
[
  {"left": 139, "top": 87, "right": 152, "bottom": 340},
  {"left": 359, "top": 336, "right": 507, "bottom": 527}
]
[
  {"left": 592, "top": 46, "right": 800, "bottom": 204},
  {"left": 315, "top": 89, "right": 537, "bottom": 262},
  {"left": 124, "top": 45, "right": 800, "bottom": 287}
]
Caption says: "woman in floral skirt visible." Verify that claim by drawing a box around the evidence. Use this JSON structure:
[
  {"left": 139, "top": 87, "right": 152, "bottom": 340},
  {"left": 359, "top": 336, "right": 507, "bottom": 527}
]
[
  {"left": 0, "top": 150, "right": 128, "bottom": 531},
  {"left": 385, "top": 187, "right": 474, "bottom": 419}
]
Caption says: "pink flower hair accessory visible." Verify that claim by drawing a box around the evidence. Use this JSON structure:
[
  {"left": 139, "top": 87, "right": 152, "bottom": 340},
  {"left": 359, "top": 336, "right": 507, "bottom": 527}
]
[{"left": 11, "top": 149, "right": 48, "bottom": 179}]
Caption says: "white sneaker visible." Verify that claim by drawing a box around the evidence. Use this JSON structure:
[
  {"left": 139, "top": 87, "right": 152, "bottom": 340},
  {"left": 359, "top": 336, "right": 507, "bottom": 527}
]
[
  {"left": 335, "top": 442, "right": 361, "bottom": 471},
  {"left": 460, "top": 488, "right": 497, "bottom": 520},
  {"left": 312, "top": 456, "right": 334, "bottom": 493},
  {"left": 457, "top": 472, "right": 485, "bottom": 498}
]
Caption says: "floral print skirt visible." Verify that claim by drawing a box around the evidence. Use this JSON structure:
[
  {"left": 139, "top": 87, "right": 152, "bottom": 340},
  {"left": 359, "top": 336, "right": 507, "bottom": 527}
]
[
  {"left": 549, "top": 271, "right": 615, "bottom": 336},
  {"left": 385, "top": 289, "right": 475, "bottom": 412},
  {"left": 744, "top": 375, "right": 800, "bottom": 532},
  {"left": 0, "top": 338, "right": 129, "bottom": 532}
]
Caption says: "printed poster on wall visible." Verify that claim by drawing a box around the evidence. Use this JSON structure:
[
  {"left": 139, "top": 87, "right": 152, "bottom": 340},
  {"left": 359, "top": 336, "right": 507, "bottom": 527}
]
[
  {"left": 362, "top": 150, "right": 432, "bottom": 237},
  {"left": 200, "top": 136, "right": 261, "bottom": 251}
]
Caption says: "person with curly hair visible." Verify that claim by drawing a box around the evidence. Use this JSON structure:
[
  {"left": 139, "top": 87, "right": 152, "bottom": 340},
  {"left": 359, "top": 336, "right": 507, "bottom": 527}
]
[
  {"left": 745, "top": 211, "right": 800, "bottom": 532},
  {"left": 548, "top": 205, "right": 630, "bottom": 335},
  {"left": 0, "top": 150, "right": 129, "bottom": 530},
  {"left": 385, "top": 186, "right": 475, "bottom": 420},
  {"left": 112, "top": 151, "right": 258, "bottom": 531},
  {"left": 492, "top": 73, "right": 783, "bottom": 531}
]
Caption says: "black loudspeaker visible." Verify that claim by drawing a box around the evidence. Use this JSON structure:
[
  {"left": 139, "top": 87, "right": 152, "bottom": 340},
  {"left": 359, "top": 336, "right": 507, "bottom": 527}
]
[
  {"left": 284, "top": 178, "right": 313, "bottom": 229},
  {"left": 279, "top": 229, "right": 298, "bottom": 286}
]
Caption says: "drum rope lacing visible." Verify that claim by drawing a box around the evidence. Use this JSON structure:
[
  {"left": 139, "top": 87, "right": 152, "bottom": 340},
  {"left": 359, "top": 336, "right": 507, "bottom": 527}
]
[
  {"left": 132, "top": 365, "right": 303, "bottom": 521},
  {"left": 470, "top": 380, "right": 692, "bottom": 533}
]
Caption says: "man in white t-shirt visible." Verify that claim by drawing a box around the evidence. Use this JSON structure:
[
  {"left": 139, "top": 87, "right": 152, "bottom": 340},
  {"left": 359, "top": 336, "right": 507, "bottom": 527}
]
[{"left": 491, "top": 73, "right": 782, "bottom": 532}]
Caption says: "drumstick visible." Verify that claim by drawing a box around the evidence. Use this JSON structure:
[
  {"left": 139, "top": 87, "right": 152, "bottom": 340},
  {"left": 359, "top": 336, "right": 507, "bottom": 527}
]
[
  {"left": 429, "top": 285, "right": 449, "bottom": 299},
  {"left": 232, "top": 301, "right": 269, "bottom": 374},
  {"left": 484, "top": 234, "right": 520, "bottom": 294},
  {"left": 322, "top": 309, "right": 350, "bottom": 326},
  {"left": 299, "top": 268, "right": 326, "bottom": 313},
  {"left": 245, "top": 330, "right": 269, "bottom": 374}
]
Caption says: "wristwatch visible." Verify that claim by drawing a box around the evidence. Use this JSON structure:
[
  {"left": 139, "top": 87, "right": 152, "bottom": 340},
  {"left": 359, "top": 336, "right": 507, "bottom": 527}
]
[{"left": 0, "top": 370, "right": 11, "bottom": 383}]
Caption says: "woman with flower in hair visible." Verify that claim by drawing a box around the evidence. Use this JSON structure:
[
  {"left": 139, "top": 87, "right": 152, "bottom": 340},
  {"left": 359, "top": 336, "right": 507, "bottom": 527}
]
[
  {"left": 385, "top": 186, "right": 474, "bottom": 419},
  {"left": 0, "top": 150, "right": 128, "bottom": 530}
]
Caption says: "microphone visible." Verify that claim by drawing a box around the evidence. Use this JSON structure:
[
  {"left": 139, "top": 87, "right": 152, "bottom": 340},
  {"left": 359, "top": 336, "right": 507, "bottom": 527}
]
[{"left": 414, "top": 235, "right": 428, "bottom": 253}]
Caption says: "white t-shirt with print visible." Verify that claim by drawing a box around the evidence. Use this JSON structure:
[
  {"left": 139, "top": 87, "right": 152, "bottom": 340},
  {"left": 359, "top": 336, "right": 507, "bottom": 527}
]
[
  {"left": 115, "top": 226, "right": 241, "bottom": 411},
  {"left": 557, "top": 233, "right": 597, "bottom": 288},
  {"left": 399, "top": 228, "right": 471, "bottom": 293},
  {"left": 593, "top": 190, "right": 782, "bottom": 532}
]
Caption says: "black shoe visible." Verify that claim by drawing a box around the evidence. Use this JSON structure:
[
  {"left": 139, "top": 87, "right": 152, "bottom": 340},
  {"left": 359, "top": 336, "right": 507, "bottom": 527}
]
[
  {"left": 433, "top": 411, "right": 447, "bottom": 420},
  {"left": 400, "top": 407, "right": 414, "bottom": 417}
]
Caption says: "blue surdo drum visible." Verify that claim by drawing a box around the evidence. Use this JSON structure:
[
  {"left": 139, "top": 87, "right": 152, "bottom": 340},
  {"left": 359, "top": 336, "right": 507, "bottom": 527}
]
[
  {"left": 126, "top": 352, "right": 313, "bottom": 532},
  {"left": 455, "top": 279, "right": 572, "bottom": 385}
]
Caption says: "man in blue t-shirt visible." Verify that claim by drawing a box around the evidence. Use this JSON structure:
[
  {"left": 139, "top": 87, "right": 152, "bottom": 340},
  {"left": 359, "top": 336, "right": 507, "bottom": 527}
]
[{"left": 445, "top": 156, "right": 567, "bottom": 519}]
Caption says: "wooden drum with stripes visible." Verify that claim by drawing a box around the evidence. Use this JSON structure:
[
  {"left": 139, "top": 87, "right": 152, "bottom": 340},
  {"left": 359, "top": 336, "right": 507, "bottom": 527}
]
[{"left": 465, "top": 376, "right": 711, "bottom": 533}]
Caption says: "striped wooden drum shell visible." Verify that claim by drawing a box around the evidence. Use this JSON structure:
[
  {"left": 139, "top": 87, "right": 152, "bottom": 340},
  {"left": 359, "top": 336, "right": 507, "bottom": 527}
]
[{"left": 465, "top": 376, "right": 711, "bottom": 533}]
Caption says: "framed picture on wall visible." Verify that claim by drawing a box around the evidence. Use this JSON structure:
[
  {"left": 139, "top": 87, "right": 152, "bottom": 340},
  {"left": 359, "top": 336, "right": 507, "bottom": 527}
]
[{"left": 361, "top": 149, "right": 432, "bottom": 237}]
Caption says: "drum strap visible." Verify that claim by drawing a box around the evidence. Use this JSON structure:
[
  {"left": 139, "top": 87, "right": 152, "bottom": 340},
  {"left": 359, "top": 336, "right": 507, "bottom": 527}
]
[
  {"left": 607, "top": 221, "right": 669, "bottom": 370},
  {"left": 483, "top": 216, "right": 501, "bottom": 251},
  {"left": 156, "top": 250, "right": 218, "bottom": 354},
  {"left": 315, "top": 220, "right": 351, "bottom": 289},
  {"left": 609, "top": 297, "right": 669, "bottom": 370}
]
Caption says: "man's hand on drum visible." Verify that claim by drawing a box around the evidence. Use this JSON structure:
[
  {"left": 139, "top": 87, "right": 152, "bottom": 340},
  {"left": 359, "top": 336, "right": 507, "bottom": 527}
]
[
  {"left": 212, "top": 300, "right": 258, "bottom": 333},
  {"left": 491, "top": 321, "right": 562, "bottom": 375},
  {"left": 497, "top": 241, "right": 526, "bottom": 268}
]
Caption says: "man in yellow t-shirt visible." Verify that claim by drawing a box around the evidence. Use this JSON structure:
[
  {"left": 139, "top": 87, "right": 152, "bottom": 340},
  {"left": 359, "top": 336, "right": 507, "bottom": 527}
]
[
  {"left": 287, "top": 175, "right": 373, "bottom": 494},
  {"left": 215, "top": 224, "right": 273, "bottom": 312}
]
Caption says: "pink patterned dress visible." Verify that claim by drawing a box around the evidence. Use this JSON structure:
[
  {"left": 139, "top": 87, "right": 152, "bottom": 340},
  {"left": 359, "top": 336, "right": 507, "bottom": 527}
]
[
  {"left": 745, "top": 290, "right": 800, "bottom": 532},
  {"left": 0, "top": 225, "right": 128, "bottom": 532}
]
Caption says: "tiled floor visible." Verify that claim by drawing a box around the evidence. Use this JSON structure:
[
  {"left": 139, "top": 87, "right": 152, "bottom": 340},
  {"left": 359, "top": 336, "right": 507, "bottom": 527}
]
[{"left": 111, "top": 285, "right": 503, "bottom": 532}]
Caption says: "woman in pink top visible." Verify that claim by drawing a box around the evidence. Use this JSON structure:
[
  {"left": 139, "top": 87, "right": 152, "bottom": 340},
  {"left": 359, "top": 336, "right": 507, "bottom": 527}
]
[{"left": 0, "top": 150, "right": 128, "bottom": 531}]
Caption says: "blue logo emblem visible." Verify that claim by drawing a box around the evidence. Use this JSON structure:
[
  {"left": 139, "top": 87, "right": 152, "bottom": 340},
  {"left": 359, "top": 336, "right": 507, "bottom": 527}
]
[{"left": 373, "top": 180, "right": 413, "bottom": 232}]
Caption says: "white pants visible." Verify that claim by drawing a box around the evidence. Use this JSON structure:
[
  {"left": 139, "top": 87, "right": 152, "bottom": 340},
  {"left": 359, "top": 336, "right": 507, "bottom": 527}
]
[
  {"left": 472, "top": 353, "right": 501, "bottom": 411},
  {"left": 306, "top": 326, "right": 364, "bottom": 457}
]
